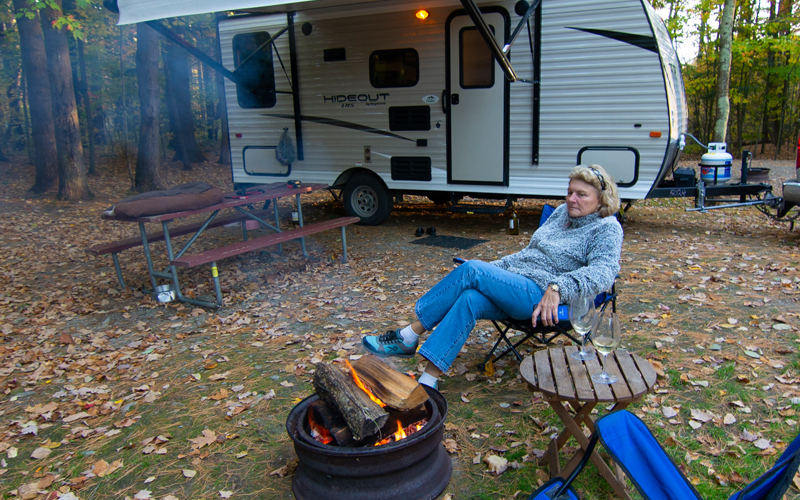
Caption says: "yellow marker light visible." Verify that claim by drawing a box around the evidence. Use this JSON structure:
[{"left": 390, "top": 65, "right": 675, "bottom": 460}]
[
  {"left": 416, "top": 9, "right": 429, "bottom": 20},
  {"left": 650, "top": 131, "right": 662, "bottom": 138}
]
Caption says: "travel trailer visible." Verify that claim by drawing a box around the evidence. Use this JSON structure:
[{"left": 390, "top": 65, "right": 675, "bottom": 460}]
[{"left": 116, "top": 0, "right": 688, "bottom": 224}]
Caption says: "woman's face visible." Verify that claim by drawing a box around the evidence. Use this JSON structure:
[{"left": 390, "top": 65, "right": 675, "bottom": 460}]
[{"left": 566, "top": 179, "right": 601, "bottom": 218}]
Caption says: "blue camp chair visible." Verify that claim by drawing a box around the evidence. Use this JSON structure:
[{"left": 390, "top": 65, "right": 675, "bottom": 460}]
[
  {"left": 477, "top": 205, "right": 617, "bottom": 371},
  {"left": 528, "top": 409, "right": 800, "bottom": 500}
]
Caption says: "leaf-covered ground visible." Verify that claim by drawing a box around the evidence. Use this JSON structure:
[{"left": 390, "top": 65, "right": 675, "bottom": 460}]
[{"left": 0, "top": 152, "right": 799, "bottom": 500}]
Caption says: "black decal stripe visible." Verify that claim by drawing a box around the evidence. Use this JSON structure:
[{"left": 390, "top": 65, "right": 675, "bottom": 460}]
[
  {"left": 262, "top": 114, "right": 415, "bottom": 142},
  {"left": 567, "top": 27, "right": 658, "bottom": 53}
]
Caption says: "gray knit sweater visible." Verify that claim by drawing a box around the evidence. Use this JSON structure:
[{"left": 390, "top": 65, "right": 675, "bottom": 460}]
[{"left": 491, "top": 204, "right": 623, "bottom": 303}]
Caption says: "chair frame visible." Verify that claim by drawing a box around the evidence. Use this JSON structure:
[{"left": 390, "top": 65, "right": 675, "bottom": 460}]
[
  {"left": 538, "top": 409, "right": 800, "bottom": 500},
  {"left": 477, "top": 284, "right": 616, "bottom": 372}
]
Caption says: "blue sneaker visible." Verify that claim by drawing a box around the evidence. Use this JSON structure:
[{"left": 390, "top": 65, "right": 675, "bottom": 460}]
[{"left": 362, "top": 329, "right": 419, "bottom": 358}]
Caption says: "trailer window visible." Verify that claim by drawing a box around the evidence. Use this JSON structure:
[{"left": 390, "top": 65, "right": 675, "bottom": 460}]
[
  {"left": 233, "top": 32, "right": 276, "bottom": 108},
  {"left": 459, "top": 26, "right": 494, "bottom": 89},
  {"left": 369, "top": 49, "right": 419, "bottom": 88}
]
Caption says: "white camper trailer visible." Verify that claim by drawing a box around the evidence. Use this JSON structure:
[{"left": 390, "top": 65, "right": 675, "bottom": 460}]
[{"left": 117, "top": 0, "right": 688, "bottom": 225}]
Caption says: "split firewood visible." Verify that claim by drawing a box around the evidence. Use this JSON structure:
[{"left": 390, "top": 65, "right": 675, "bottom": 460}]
[
  {"left": 308, "top": 399, "right": 353, "bottom": 446},
  {"left": 354, "top": 354, "right": 429, "bottom": 410},
  {"left": 313, "top": 362, "right": 388, "bottom": 441}
]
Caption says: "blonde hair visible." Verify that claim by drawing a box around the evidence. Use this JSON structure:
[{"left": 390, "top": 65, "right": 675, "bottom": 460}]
[{"left": 569, "top": 164, "right": 620, "bottom": 218}]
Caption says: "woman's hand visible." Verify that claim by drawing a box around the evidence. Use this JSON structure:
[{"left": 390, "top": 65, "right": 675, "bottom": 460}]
[{"left": 532, "top": 288, "right": 560, "bottom": 327}]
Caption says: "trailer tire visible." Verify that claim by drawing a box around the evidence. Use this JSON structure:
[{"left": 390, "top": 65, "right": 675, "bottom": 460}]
[{"left": 343, "top": 174, "right": 392, "bottom": 225}]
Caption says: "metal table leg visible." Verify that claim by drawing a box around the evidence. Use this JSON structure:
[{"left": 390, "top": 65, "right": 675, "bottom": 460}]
[
  {"left": 296, "top": 192, "right": 309, "bottom": 257},
  {"left": 272, "top": 197, "right": 283, "bottom": 255}
]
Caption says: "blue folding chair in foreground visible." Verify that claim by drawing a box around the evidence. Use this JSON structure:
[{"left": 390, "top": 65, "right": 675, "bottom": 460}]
[{"left": 529, "top": 409, "right": 800, "bottom": 500}]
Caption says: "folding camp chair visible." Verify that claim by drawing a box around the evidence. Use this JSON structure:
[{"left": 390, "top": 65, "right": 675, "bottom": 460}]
[
  {"left": 528, "top": 409, "right": 800, "bottom": 500},
  {"left": 476, "top": 205, "right": 617, "bottom": 372}
]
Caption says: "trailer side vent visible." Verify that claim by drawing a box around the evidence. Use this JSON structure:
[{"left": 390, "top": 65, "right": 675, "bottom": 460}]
[
  {"left": 324, "top": 48, "right": 346, "bottom": 62},
  {"left": 389, "top": 106, "right": 430, "bottom": 131},
  {"left": 391, "top": 157, "right": 431, "bottom": 181}
]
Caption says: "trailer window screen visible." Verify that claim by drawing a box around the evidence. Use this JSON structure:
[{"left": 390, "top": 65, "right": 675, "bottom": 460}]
[
  {"left": 369, "top": 49, "right": 419, "bottom": 88},
  {"left": 389, "top": 106, "right": 430, "bottom": 131},
  {"left": 233, "top": 32, "right": 276, "bottom": 108},
  {"left": 459, "top": 27, "right": 494, "bottom": 89}
]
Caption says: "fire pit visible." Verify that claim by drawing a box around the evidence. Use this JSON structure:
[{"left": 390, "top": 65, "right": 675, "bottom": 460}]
[{"left": 286, "top": 384, "right": 452, "bottom": 500}]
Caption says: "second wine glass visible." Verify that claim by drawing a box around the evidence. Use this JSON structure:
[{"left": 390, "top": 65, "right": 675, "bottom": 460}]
[
  {"left": 591, "top": 310, "right": 622, "bottom": 384},
  {"left": 569, "top": 295, "right": 596, "bottom": 360}
]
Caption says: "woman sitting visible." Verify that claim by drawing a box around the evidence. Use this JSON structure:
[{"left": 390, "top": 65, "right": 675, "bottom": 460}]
[{"left": 362, "top": 165, "right": 623, "bottom": 389}]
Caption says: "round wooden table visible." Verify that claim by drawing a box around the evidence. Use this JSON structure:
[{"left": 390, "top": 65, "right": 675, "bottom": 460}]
[{"left": 520, "top": 345, "right": 657, "bottom": 500}]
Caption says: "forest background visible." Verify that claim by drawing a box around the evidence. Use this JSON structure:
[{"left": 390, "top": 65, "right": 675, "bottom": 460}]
[{"left": 0, "top": 0, "right": 797, "bottom": 201}]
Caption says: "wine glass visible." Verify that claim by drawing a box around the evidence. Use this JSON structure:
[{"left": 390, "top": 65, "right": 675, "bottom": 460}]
[
  {"left": 591, "top": 310, "right": 621, "bottom": 384},
  {"left": 569, "top": 295, "right": 596, "bottom": 361}
]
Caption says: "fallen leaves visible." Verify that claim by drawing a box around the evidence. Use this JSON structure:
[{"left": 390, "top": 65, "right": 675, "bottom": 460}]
[{"left": 484, "top": 454, "right": 508, "bottom": 475}]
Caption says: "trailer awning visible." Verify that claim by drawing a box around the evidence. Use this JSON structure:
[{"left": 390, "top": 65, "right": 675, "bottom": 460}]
[{"left": 116, "top": 0, "right": 319, "bottom": 25}]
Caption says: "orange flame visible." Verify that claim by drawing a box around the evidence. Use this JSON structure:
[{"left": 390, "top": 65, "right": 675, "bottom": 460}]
[
  {"left": 308, "top": 410, "right": 333, "bottom": 445},
  {"left": 345, "top": 360, "right": 386, "bottom": 407},
  {"left": 394, "top": 420, "right": 407, "bottom": 440}
]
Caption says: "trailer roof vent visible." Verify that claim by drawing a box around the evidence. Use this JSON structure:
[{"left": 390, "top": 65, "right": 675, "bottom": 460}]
[{"left": 389, "top": 106, "right": 430, "bottom": 131}]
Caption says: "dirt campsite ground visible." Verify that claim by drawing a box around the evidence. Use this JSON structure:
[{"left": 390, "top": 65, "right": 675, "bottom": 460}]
[{"left": 0, "top": 150, "right": 798, "bottom": 500}]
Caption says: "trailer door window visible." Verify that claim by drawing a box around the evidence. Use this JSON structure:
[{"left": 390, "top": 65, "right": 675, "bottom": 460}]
[
  {"left": 459, "top": 26, "right": 495, "bottom": 89},
  {"left": 370, "top": 49, "right": 419, "bottom": 88},
  {"left": 233, "top": 32, "right": 276, "bottom": 108}
]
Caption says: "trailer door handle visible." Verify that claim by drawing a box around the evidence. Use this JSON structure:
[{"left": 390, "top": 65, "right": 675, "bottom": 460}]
[{"left": 451, "top": 93, "right": 459, "bottom": 105}]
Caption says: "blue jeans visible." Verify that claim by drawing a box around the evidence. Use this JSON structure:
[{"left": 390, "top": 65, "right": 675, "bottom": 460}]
[{"left": 416, "top": 260, "right": 544, "bottom": 373}]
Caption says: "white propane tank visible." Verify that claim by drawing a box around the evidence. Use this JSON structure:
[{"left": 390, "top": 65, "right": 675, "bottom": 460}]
[{"left": 700, "top": 143, "right": 733, "bottom": 184}]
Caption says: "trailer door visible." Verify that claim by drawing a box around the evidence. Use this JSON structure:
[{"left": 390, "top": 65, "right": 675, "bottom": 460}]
[{"left": 446, "top": 11, "right": 509, "bottom": 185}]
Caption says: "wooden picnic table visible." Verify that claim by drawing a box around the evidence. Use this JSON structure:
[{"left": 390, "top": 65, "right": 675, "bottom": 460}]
[
  {"left": 93, "top": 182, "right": 358, "bottom": 308},
  {"left": 520, "top": 345, "right": 657, "bottom": 500}
]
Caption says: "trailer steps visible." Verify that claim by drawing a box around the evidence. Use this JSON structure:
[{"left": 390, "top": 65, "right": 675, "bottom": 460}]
[{"left": 449, "top": 202, "right": 510, "bottom": 215}]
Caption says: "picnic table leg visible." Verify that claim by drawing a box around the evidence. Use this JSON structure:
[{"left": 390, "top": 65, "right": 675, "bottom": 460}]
[
  {"left": 111, "top": 252, "right": 127, "bottom": 289},
  {"left": 211, "top": 261, "right": 222, "bottom": 305},
  {"left": 162, "top": 221, "right": 220, "bottom": 308},
  {"left": 138, "top": 222, "right": 159, "bottom": 292},
  {"left": 272, "top": 197, "right": 283, "bottom": 255},
  {"left": 296, "top": 192, "right": 309, "bottom": 257},
  {"left": 242, "top": 220, "right": 248, "bottom": 241},
  {"left": 340, "top": 226, "right": 348, "bottom": 262}
]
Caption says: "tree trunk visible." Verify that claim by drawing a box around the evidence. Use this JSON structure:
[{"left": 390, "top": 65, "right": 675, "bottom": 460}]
[
  {"left": 712, "top": 0, "right": 736, "bottom": 143},
  {"left": 77, "top": 38, "right": 96, "bottom": 175},
  {"left": 14, "top": 0, "right": 58, "bottom": 193},
  {"left": 41, "top": 0, "right": 88, "bottom": 201},
  {"left": 135, "top": 23, "right": 163, "bottom": 192},
  {"left": 164, "top": 41, "right": 205, "bottom": 164},
  {"left": 21, "top": 67, "right": 33, "bottom": 165},
  {"left": 213, "top": 19, "right": 231, "bottom": 165},
  {"left": 163, "top": 55, "right": 192, "bottom": 171}
]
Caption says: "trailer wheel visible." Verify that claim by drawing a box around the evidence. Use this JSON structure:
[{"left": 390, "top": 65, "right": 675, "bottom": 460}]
[{"left": 343, "top": 174, "right": 392, "bottom": 225}]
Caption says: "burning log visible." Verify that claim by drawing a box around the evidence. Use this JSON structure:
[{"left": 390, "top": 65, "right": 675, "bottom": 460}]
[
  {"left": 354, "top": 354, "right": 429, "bottom": 410},
  {"left": 312, "top": 362, "right": 388, "bottom": 441},
  {"left": 308, "top": 400, "right": 353, "bottom": 446}
]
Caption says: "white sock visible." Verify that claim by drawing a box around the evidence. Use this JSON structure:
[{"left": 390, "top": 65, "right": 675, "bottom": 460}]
[
  {"left": 399, "top": 325, "right": 419, "bottom": 344},
  {"left": 418, "top": 372, "right": 438, "bottom": 388}
]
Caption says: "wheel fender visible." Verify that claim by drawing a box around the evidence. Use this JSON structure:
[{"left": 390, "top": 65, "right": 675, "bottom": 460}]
[{"left": 332, "top": 168, "right": 387, "bottom": 191}]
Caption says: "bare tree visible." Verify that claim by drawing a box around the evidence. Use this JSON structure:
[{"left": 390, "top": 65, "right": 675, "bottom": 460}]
[
  {"left": 712, "top": 0, "right": 736, "bottom": 143},
  {"left": 41, "top": 0, "right": 89, "bottom": 200},
  {"left": 14, "top": 0, "right": 58, "bottom": 193},
  {"left": 135, "top": 23, "right": 163, "bottom": 192}
]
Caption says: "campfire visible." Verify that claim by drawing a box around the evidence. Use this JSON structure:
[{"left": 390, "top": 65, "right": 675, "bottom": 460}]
[
  {"left": 286, "top": 355, "right": 452, "bottom": 500},
  {"left": 306, "top": 354, "right": 431, "bottom": 447}
]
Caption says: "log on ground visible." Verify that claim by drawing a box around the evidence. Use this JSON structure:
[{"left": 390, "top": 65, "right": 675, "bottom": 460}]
[
  {"left": 354, "top": 354, "right": 429, "bottom": 410},
  {"left": 313, "top": 362, "right": 388, "bottom": 441}
]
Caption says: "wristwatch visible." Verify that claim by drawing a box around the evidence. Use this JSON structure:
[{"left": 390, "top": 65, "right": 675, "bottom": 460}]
[{"left": 548, "top": 283, "right": 560, "bottom": 294}]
